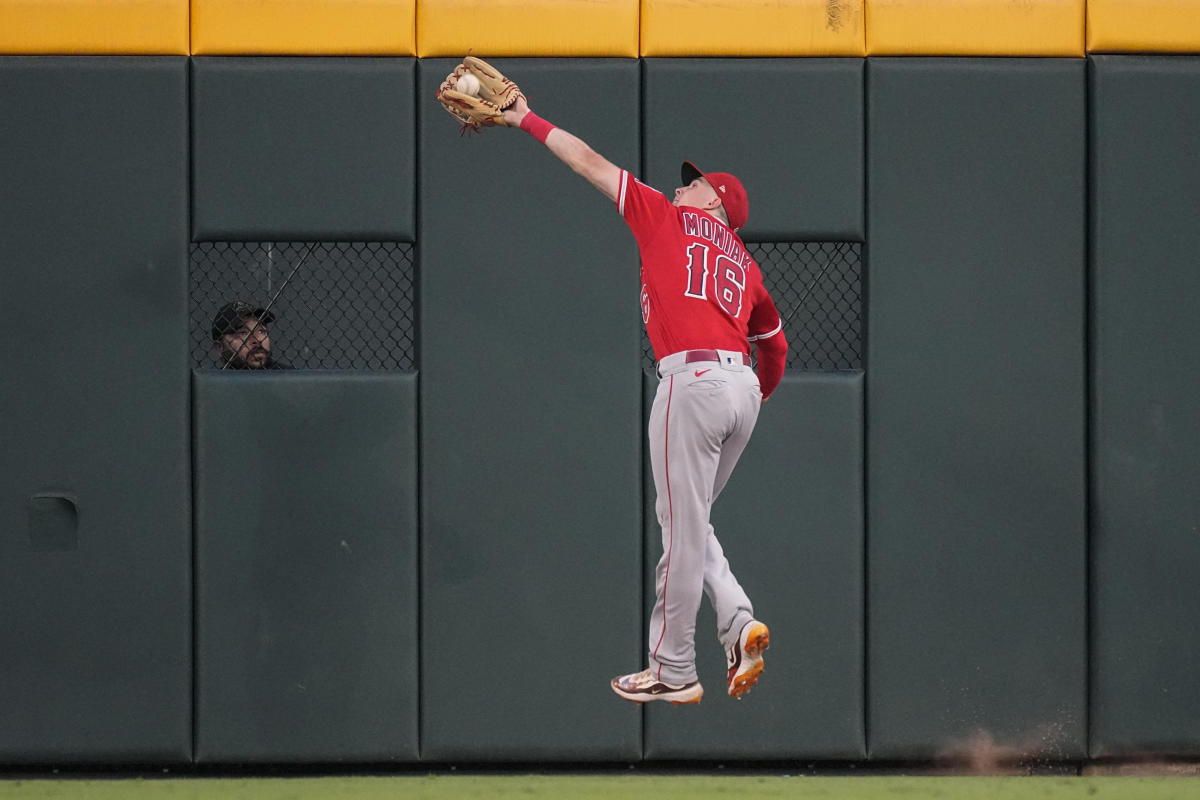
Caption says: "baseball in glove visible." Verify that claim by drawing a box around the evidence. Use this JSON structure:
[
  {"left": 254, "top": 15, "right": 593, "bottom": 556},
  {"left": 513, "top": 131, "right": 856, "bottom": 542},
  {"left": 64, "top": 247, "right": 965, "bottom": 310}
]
[{"left": 435, "top": 56, "right": 525, "bottom": 133}]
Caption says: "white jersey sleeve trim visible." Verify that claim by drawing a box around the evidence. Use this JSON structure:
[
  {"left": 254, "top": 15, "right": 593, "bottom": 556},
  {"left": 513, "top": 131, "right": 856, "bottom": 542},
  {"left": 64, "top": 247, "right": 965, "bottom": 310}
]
[
  {"left": 618, "top": 170, "right": 630, "bottom": 217},
  {"left": 747, "top": 319, "right": 783, "bottom": 342}
]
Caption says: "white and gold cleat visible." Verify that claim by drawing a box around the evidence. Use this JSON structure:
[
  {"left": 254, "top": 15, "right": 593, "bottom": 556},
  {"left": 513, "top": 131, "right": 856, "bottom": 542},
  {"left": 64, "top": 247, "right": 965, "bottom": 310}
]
[
  {"left": 726, "top": 620, "right": 770, "bottom": 699},
  {"left": 611, "top": 668, "right": 703, "bottom": 705}
]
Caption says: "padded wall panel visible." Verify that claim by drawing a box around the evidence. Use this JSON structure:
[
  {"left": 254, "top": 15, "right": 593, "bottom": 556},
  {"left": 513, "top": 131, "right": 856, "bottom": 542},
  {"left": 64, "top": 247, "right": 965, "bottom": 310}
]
[
  {"left": 867, "top": 59, "right": 1086, "bottom": 759},
  {"left": 642, "top": 372, "right": 865, "bottom": 759},
  {"left": 192, "top": 57, "right": 414, "bottom": 241},
  {"left": 192, "top": 0, "right": 415, "bottom": 55},
  {"left": 0, "top": 57, "right": 190, "bottom": 762},
  {"left": 0, "top": 0, "right": 188, "bottom": 54},
  {"left": 1090, "top": 56, "right": 1200, "bottom": 757},
  {"left": 1087, "top": 1, "right": 1200, "bottom": 53},
  {"left": 419, "top": 59, "right": 642, "bottom": 761},
  {"left": 641, "top": 0, "right": 865, "bottom": 57},
  {"left": 643, "top": 60, "right": 863, "bottom": 241},
  {"left": 417, "top": 0, "right": 637, "bottom": 57},
  {"left": 194, "top": 372, "right": 418, "bottom": 762},
  {"left": 865, "top": 0, "right": 1084, "bottom": 56}
]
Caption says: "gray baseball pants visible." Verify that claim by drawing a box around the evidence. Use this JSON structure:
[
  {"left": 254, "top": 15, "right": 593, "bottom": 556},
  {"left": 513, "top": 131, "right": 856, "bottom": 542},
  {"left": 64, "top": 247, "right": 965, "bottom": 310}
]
[{"left": 647, "top": 349, "right": 761, "bottom": 685}]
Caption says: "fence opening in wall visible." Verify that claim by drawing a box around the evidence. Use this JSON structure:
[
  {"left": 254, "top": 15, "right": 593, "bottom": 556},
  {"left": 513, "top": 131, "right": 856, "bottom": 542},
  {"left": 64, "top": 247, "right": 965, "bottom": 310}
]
[
  {"left": 190, "top": 242, "right": 416, "bottom": 371},
  {"left": 641, "top": 241, "right": 863, "bottom": 374}
]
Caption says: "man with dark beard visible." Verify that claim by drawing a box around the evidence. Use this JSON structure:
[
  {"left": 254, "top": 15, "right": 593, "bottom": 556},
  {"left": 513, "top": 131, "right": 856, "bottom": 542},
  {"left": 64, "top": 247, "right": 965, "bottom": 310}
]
[{"left": 211, "top": 301, "right": 291, "bottom": 370}]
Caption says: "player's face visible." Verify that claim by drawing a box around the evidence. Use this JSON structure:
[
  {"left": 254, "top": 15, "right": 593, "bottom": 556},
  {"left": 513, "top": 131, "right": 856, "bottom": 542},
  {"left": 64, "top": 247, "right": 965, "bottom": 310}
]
[
  {"left": 672, "top": 178, "right": 720, "bottom": 213},
  {"left": 218, "top": 317, "right": 271, "bottom": 369}
]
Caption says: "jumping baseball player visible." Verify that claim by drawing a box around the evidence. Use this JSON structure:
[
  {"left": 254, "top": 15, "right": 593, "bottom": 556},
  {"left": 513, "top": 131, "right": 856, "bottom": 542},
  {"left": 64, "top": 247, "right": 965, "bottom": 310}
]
[{"left": 437, "top": 58, "right": 788, "bottom": 704}]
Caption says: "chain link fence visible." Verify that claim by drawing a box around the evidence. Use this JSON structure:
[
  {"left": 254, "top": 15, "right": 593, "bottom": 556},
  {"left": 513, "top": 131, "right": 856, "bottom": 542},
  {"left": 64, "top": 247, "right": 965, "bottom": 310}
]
[
  {"left": 641, "top": 241, "right": 862, "bottom": 374},
  {"left": 193, "top": 240, "right": 856, "bottom": 373},
  {"left": 190, "top": 242, "right": 416, "bottom": 371}
]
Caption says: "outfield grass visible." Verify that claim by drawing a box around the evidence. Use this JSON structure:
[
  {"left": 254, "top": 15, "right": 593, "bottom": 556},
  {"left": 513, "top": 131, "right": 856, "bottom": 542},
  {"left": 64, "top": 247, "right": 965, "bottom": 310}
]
[{"left": 1, "top": 776, "right": 1200, "bottom": 800}]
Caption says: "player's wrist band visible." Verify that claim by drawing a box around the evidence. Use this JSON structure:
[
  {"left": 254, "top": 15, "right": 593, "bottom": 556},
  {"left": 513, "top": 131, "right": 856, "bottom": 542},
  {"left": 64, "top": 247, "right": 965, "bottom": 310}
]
[{"left": 520, "top": 112, "right": 556, "bottom": 144}]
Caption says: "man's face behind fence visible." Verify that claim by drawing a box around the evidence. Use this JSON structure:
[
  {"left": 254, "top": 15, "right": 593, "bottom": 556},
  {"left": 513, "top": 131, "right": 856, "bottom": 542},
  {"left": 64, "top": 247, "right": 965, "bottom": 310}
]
[{"left": 216, "top": 317, "right": 272, "bottom": 369}]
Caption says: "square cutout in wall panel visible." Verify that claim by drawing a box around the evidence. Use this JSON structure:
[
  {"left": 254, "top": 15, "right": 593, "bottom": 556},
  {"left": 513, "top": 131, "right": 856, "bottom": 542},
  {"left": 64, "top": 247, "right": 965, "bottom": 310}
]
[
  {"left": 191, "top": 242, "right": 415, "bottom": 371},
  {"left": 641, "top": 241, "right": 862, "bottom": 374},
  {"left": 28, "top": 494, "right": 78, "bottom": 552}
]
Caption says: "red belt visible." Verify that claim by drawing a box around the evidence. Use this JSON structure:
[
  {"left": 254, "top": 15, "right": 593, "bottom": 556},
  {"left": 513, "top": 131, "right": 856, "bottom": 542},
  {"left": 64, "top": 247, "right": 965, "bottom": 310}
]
[
  {"left": 656, "top": 349, "right": 752, "bottom": 378},
  {"left": 683, "top": 349, "right": 750, "bottom": 366}
]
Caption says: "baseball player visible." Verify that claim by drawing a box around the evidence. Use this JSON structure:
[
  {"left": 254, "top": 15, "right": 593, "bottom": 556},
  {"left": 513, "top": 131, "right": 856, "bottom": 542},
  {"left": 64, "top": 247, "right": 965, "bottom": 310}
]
[{"left": 437, "top": 59, "right": 788, "bottom": 704}]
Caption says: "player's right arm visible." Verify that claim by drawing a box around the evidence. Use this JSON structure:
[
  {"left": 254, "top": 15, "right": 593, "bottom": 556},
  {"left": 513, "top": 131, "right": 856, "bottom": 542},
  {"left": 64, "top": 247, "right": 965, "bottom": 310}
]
[
  {"left": 747, "top": 287, "right": 787, "bottom": 402},
  {"left": 503, "top": 98, "right": 621, "bottom": 203}
]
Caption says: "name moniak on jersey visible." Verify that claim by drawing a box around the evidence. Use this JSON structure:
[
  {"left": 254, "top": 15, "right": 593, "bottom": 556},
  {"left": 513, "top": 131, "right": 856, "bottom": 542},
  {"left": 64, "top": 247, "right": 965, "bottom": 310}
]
[{"left": 681, "top": 212, "right": 752, "bottom": 268}]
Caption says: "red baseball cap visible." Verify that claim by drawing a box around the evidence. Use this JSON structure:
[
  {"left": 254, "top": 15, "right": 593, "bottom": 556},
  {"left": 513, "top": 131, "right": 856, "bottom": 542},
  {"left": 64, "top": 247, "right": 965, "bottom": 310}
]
[{"left": 682, "top": 161, "right": 748, "bottom": 231}]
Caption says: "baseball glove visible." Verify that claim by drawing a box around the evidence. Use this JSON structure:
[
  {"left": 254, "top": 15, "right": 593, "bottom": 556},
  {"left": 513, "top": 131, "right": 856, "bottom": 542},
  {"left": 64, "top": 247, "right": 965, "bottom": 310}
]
[{"left": 435, "top": 56, "right": 525, "bottom": 132}]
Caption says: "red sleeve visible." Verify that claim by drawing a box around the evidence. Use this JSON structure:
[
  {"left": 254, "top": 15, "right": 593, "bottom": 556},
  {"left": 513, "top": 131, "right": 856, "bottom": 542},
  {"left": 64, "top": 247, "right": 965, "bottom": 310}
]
[
  {"left": 616, "top": 169, "right": 674, "bottom": 248},
  {"left": 748, "top": 287, "right": 787, "bottom": 400},
  {"left": 754, "top": 331, "right": 787, "bottom": 400}
]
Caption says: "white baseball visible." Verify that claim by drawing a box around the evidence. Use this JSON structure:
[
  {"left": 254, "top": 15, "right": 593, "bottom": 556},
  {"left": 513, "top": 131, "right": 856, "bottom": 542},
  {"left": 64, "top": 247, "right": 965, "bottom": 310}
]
[{"left": 457, "top": 73, "right": 481, "bottom": 96}]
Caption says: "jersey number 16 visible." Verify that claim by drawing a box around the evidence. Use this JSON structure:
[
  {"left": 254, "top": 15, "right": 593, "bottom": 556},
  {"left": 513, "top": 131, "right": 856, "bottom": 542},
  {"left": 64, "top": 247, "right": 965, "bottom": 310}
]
[{"left": 684, "top": 243, "right": 746, "bottom": 317}]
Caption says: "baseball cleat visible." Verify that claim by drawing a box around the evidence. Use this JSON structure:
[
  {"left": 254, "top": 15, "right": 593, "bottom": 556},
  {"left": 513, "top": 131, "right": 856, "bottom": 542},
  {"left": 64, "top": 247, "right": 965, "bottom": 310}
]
[
  {"left": 611, "top": 669, "right": 703, "bottom": 704},
  {"left": 726, "top": 620, "right": 770, "bottom": 699}
]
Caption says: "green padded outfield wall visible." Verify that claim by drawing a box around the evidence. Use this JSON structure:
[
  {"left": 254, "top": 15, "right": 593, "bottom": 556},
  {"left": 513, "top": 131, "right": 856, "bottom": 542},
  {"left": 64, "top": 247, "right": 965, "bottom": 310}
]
[
  {"left": 0, "top": 57, "right": 191, "bottom": 762},
  {"left": 191, "top": 57, "right": 415, "bottom": 242},
  {"left": 417, "top": 59, "right": 644, "bottom": 761},
  {"left": 641, "top": 373, "right": 866, "bottom": 759},
  {"left": 7, "top": 44, "right": 1200, "bottom": 767},
  {"left": 1090, "top": 55, "right": 1200, "bottom": 757},
  {"left": 866, "top": 59, "right": 1087, "bottom": 760},
  {"left": 194, "top": 372, "right": 418, "bottom": 762},
  {"left": 189, "top": 55, "right": 420, "bottom": 761},
  {"left": 642, "top": 59, "right": 864, "bottom": 241}
]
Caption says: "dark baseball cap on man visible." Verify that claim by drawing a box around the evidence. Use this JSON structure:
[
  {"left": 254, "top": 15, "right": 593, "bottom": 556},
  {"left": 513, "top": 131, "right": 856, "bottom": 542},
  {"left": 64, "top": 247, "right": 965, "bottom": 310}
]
[
  {"left": 682, "top": 161, "right": 749, "bottom": 231},
  {"left": 211, "top": 301, "right": 275, "bottom": 340}
]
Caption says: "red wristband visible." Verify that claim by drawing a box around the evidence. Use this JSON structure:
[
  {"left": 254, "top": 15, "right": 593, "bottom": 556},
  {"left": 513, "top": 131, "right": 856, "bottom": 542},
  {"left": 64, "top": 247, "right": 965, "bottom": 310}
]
[{"left": 519, "top": 111, "right": 556, "bottom": 144}]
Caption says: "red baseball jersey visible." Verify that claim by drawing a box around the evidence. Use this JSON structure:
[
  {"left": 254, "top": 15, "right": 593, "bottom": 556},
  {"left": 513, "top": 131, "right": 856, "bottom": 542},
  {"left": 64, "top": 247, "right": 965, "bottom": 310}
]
[{"left": 617, "top": 170, "right": 783, "bottom": 362}]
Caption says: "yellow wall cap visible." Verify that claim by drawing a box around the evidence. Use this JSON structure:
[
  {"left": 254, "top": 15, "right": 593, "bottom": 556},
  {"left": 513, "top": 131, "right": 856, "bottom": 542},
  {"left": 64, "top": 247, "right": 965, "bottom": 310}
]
[
  {"left": 418, "top": 0, "right": 639, "bottom": 57},
  {"left": 642, "top": 0, "right": 865, "bottom": 57},
  {"left": 866, "top": 0, "right": 1085, "bottom": 56},
  {"left": 0, "top": 0, "right": 188, "bottom": 54},
  {"left": 192, "top": 0, "right": 415, "bottom": 55},
  {"left": 1088, "top": 0, "right": 1200, "bottom": 52}
]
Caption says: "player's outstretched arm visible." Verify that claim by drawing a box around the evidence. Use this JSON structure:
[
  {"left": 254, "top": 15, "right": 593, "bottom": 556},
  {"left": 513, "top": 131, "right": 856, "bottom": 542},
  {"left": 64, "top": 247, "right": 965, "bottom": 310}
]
[{"left": 503, "top": 98, "right": 622, "bottom": 203}]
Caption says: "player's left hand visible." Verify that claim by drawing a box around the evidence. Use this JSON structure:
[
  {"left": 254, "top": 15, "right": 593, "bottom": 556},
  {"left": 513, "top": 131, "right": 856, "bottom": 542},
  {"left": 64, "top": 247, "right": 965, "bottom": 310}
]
[
  {"left": 435, "top": 56, "right": 526, "bottom": 132},
  {"left": 501, "top": 95, "right": 530, "bottom": 127}
]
